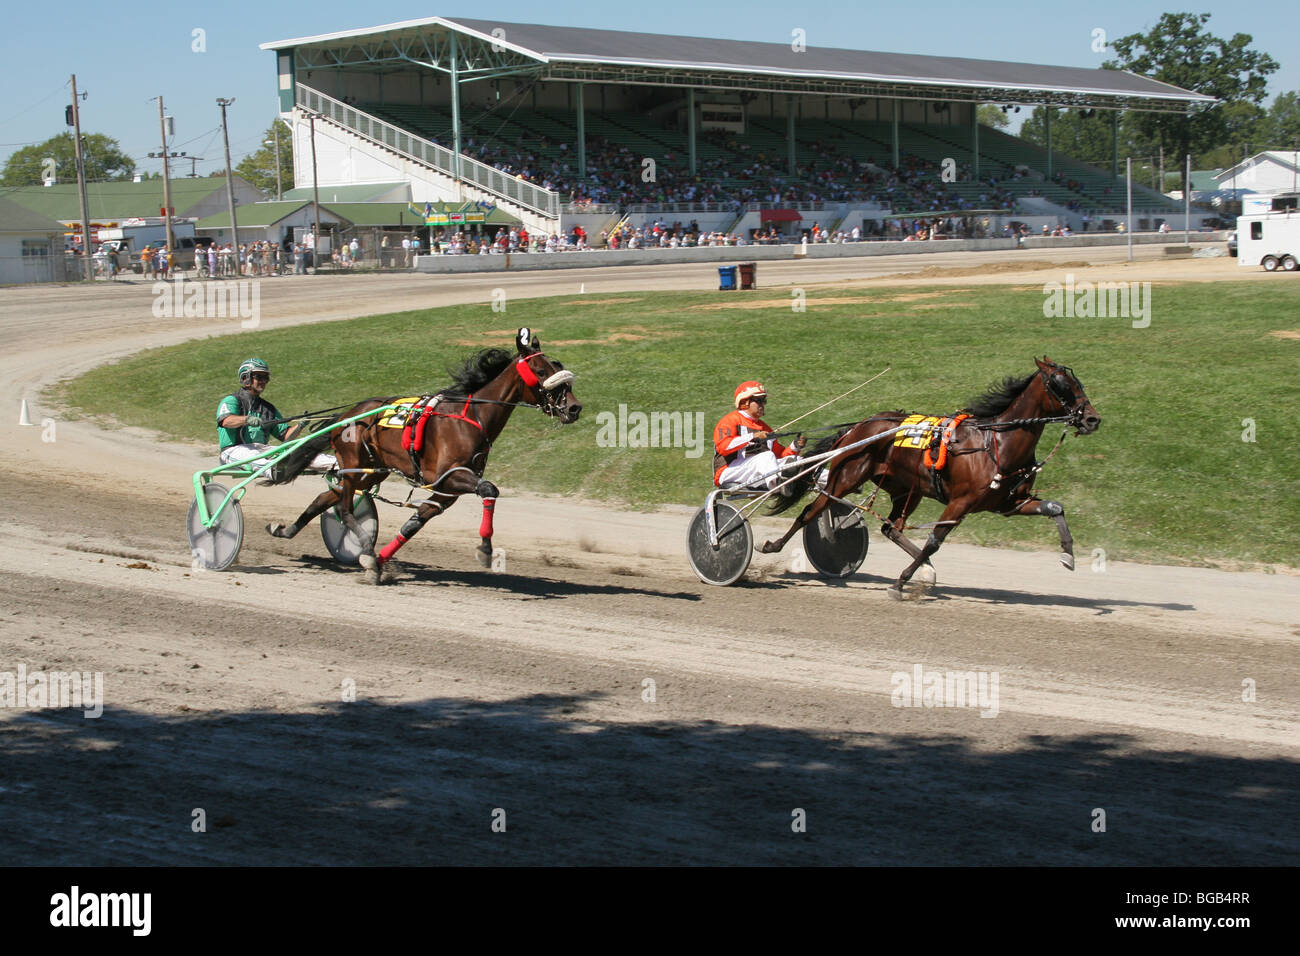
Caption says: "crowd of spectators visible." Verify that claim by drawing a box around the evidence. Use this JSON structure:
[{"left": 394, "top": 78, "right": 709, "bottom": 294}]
[{"left": 453, "top": 125, "right": 1032, "bottom": 216}]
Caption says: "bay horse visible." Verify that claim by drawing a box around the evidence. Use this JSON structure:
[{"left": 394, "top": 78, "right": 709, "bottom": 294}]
[
  {"left": 762, "top": 357, "right": 1100, "bottom": 598},
  {"left": 264, "top": 328, "right": 581, "bottom": 584}
]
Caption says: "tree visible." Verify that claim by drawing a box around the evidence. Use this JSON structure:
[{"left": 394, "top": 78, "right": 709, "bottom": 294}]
[
  {"left": 1020, "top": 107, "right": 1139, "bottom": 169},
  {"left": 976, "top": 105, "right": 1009, "bottom": 130},
  {"left": 1, "top": 131, "right": 134, "bottom": 186},
  {"left": 1255, "top": 90, "right": 1300, "bottom": 150},
  {"left": 1105, "top": 12, "right": 1278, "bottom": 196},
  {"left": 234, "top": 120, "right": 293, "bottom": 198}
]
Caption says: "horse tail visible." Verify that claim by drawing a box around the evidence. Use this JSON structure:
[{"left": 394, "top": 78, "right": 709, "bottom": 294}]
[
  {"left": 765, "top": 427, "right": 850, "bottom": 515},
  {"left": 262, "top": 413, "right": 345, "bottom": 485}
]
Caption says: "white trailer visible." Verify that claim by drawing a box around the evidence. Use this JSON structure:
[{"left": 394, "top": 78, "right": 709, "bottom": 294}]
[{"left": 1236, "top": 212, "right": 1300, "bottom": 271}]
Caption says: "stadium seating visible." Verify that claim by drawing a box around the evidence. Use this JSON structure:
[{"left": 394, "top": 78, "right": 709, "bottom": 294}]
[{"left": 358, "top": 101, "right": 1183, "bottom": 216}]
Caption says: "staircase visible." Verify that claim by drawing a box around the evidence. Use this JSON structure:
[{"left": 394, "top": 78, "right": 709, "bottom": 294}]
[{"left": 295, "top": 85, "right": 560, "bottom": 230}]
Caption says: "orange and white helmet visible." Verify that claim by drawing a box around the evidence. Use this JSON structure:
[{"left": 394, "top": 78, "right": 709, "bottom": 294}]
[{"left": 734, "top": 381, "right": 767, "bottom": 408}]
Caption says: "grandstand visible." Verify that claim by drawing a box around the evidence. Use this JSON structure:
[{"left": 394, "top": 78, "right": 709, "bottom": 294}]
[{"left": 260, "top": 18, "right": 1214, "bottom": 237}]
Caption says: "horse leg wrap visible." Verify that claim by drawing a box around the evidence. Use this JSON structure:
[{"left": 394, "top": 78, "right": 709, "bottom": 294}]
[
  {"left": 377, "top": 516, "right": 425, "bottom": 565},
  {"left": 479, "top": 498, "right": 496, "bottom": 539},
  {"left": 377, "top": 534, "right": 407, "bottom": 565}
]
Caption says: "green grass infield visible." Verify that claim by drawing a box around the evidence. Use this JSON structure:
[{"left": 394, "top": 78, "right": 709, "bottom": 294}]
[{"left": 56, "top": 281, "right": 1300, "bottom": 569}]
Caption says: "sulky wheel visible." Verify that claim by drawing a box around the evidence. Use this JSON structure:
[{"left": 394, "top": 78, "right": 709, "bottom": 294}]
[
  {"left": 187, "top": 482, "right": 244, "bottom": 571},
  {"left": 802, "top": 499, "right": 869, "bottom": 578},
  {"left": 686, "top": 500, "right": 753, "bottom": 586},
  {"left": 320, "top": 493, "right": 379, "bottom": 566}
]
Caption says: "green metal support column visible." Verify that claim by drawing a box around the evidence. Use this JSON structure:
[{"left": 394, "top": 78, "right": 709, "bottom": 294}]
[
  {"left": 787, "top": 96, "right": 796, "bottom": 175},
  {"left": 891, "top": 100, "right": 900, "bottom": 169},
  {"left": 972, "top": 105, "right": 980, "bottom": 180},
  {"left": 450, "top": 30, "right": 461, "bottom": 182},
  {"left": 1045, "top": 106, "right": 1052, "bottom": 178},
  {"left": 1112, "top": 111, "right": 1119, "bottom": 179},
  {"left": 687, "top": 88, "right": 696, "bottom": 176},
  {"left": 575, "top": 83, "right": 586, "bottom": 180}
]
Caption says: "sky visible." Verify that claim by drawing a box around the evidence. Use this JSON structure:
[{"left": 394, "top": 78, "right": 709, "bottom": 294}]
[{"left": 2, "top": 1, "right": 1296, "bottom": 182}]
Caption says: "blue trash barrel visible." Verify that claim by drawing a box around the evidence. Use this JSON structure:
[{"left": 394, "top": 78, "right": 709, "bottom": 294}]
[{"left": 718, "top": 266, "right": 738, "bottom": 290}]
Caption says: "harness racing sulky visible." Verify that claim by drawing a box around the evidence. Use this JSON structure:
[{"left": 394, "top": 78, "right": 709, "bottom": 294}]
[
  {"left": 187, "top": 328, "right": 582, "bottom": 583},
  {"left": 687, "top": 358, "right": 1100, "bottom": 596}
]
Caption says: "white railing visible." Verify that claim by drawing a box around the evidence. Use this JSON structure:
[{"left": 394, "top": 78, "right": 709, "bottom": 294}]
[
  {"left": 624, "top": 202, "right": 741, "bottom": 214},
  {"left": 562, "top": 202, "right": 619, "bottom": 215},
  {"left": 296, "top": 85, "right": 559, "bottom": 220}
]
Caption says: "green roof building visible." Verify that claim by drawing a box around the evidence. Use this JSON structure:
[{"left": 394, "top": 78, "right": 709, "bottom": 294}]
[{"left": 0, "top": 176, "right": 267, "bottom": 225}]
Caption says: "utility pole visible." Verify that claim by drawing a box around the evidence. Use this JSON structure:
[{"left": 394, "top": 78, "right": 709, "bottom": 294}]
[
  {"left": 155, "top": 96, "right": 175, "bottom": 255},
  {"left": 217, "top": 98, "right": 240, "bottom": 264},
  {"left": 69, "top": 74, "right": 93, "bottom": 281},
  {"left": 309, "top": 113, "right": 321, "bottom": 273}
]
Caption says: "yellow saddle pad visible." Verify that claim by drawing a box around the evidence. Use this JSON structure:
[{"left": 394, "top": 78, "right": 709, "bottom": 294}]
[
  {"left": 377, "top": 397, "right": 427, "bottom": 429},
  {"left": 893, "top": 414, "right": 943, "bottom": 449}
]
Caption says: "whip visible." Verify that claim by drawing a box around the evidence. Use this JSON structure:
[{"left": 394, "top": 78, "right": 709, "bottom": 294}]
[{"left": 774, "top": 365, "right": 891, "bottom": 432}]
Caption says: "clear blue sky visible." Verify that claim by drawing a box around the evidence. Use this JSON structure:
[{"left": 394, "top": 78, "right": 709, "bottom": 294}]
[{"left": 2, "top": 2, "right": 1295, "bottom": 181}]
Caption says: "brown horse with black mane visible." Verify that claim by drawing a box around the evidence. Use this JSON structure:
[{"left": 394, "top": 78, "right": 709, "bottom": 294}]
[
  {"left": 763, "top": 357, "right": 1100, "bottom": 598},
  {"left": 263, "top": 328, "right": 581, "bottom": 584}
]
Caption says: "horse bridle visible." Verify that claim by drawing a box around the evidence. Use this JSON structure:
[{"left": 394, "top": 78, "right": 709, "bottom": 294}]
[
  {"left": 1038, "top": 363, "right": 1089, "bottom": 429},
  {"left": 517, "top": 352, "right": 576, "bottom": 417}
]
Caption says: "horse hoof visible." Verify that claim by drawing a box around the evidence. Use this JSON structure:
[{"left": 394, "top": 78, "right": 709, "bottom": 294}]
[
  {"left": 475, "top": 546, "right": 492, "bottom": 568},
  {"left": 266, "top": 523, "right": 284, "bottom": 538},
  {"left": 916, "top": 563, "right": 937, "bottom": 586},
  {"left": 759, "top": 540, "right": 779, "bottom": 554},
  {"left": 1060, "top": 553, "right": 1075, "bottom": 571},
  {"left": 887, "top": 587, "right": 903, "bottom": 601}
]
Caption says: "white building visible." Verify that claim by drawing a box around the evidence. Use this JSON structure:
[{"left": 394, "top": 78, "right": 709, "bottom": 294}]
[
  {"left": 1214, "top": 151, "right": 1300, "bottom": 201},
  {"left": 0, "top": 197, "right": 68, "bottom": 283}
]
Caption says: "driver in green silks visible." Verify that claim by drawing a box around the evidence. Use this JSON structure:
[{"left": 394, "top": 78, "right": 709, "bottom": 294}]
[{"left": 217, "top": 358, "right": 336, "bottom": 471}]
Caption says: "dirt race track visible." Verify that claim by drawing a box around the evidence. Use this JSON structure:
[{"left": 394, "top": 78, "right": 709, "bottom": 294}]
[{"left": 1, "top": 245, "right": 1297, "bottom": 866}]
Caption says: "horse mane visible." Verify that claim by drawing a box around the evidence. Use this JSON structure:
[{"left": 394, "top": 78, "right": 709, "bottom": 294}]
[
  {"left": 440, "top": 348, "right": 513, "bottom": 397},
  {"left": 964, "top": 372, "right": 1035, "bottom": 418}
]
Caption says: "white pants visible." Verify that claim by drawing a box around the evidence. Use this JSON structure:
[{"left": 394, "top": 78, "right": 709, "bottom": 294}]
[
  {"left": 719, "top": 451, "right": 802, "bottom": 490},
  {"left": 220, "top": 443, "right": 337, "bottom": 472}
]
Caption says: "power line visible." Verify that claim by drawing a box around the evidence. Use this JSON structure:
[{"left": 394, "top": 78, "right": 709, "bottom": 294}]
[{"left": 0, "top": 81, "right": 70, "bottom": 126}]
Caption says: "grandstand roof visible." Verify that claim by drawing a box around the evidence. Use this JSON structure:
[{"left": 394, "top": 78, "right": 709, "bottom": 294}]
[{"left": 262, "top": 17, "right": 1214, "bottom": 113}]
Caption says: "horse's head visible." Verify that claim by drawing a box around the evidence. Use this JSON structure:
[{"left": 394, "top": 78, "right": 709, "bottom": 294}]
[
  {"left": 1036, "top": 356, "right": 1100, "bottom": 435},
  {"left": 515, "top": 327, "right": 582, "bottom": 424}
]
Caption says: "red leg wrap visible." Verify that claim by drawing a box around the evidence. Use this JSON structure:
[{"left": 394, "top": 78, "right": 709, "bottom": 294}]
[
  {"left": 378, "top": 533, "right": 408, "bottom": 565},
  {"left": 479, "top": 498, "right": 496, "bottom": 539}
]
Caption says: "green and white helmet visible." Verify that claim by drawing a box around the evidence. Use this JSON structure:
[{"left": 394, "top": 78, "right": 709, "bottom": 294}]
[{"left": 237, "top": 357, "right": 270, "bottom": 386}]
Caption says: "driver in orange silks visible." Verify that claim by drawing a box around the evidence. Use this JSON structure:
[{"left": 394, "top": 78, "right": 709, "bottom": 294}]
[{"left": 712, "top": 380, "right": 805, "bottom": 489}]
